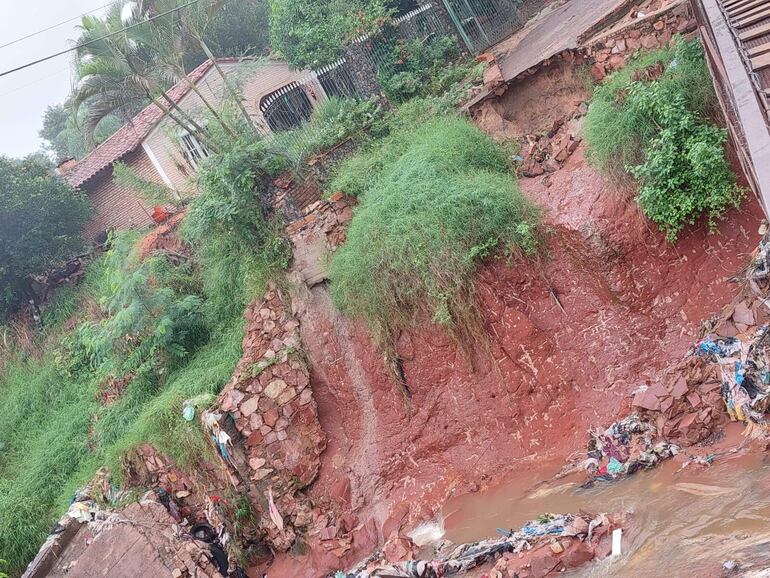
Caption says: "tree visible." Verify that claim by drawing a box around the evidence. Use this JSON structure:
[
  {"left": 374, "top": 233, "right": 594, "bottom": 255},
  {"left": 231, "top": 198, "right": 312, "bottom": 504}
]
[
  {"left": 269, "top": 0, "right": 393, "bottom": 69},
  {"left": 39, "top": 103, "right": 123, "bottom": 163},
  {"left": 181, "top": 0, "right": 271, "bottom": 71},
  {"left": 0, "top": 155, "right": 91, "bottom": 316},
  {"left": 72, "top": 5, "right": 214, "bottom": 149}
]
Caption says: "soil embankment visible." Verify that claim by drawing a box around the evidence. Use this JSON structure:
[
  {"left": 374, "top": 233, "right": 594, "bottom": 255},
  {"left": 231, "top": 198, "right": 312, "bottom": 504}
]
[{"left": 279, "top": 142, "right": 763, "bottom": 575}]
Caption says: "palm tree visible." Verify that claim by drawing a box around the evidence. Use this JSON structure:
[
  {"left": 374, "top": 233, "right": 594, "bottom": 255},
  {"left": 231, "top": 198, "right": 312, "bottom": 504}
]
[
  {"left": 72, "top": 5, "right": 217, "bottom": 150},
  {"left": 131, "top": 0, "right": 255, "bottom": 132}
]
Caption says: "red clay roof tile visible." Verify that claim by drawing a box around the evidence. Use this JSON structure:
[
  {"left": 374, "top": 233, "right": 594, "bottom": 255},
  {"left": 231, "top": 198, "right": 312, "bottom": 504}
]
[{"left": 63, "top": 58, "right": 216, "bottom": 189}]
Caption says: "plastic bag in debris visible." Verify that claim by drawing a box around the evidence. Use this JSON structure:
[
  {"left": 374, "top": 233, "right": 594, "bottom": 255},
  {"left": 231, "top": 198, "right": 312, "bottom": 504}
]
[
  {"left": 582, "top": 414, "right": 678, "bottom": 485},
  {"left": 752, "top": 234, "right": 770, "bottom": 280},
  {"left": 338, "top": 513, "right": 603, "bottom": 578},
  {"left": 697, "top": 327, "right": 770, "bottom": 424},
  {"left": 67, "top": 501, "right": 97, "bottom": 524},
  {"left": 182, "top": 401, "right": 195, "bottom": 421}
]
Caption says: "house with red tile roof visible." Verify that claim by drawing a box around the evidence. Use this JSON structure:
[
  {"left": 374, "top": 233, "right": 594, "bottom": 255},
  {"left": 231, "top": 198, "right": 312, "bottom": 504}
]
[{"left": 61, "top": 57, "right": 331, "bottom": 240}]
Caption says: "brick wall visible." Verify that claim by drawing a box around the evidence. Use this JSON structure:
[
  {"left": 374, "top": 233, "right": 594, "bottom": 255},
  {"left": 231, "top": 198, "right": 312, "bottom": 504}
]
[{"left": 81, "top": 148, "right": 158, "bottom": 240}]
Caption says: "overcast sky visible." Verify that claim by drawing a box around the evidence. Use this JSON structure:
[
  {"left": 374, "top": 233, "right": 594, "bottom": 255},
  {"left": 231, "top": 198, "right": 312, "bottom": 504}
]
[{"left": 0, "top": 0, "right": 109, "bottom": 158}]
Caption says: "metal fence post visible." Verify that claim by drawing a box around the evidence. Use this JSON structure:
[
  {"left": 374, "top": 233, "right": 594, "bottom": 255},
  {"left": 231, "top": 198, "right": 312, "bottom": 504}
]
[{"left": 431, "top": 0, "right": 473, "bottom": 52}]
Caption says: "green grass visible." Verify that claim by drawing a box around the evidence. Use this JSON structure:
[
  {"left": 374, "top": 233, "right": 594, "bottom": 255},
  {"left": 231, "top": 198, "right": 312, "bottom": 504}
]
[
  {"left": 0, "top": 231, "right": 248, "bottom": 573},
  {"left": 584, "top": 38, "right": 721, "bottom": 182},
  {"left": 329, "top": 112, "right": 540, "bottom": 348}
]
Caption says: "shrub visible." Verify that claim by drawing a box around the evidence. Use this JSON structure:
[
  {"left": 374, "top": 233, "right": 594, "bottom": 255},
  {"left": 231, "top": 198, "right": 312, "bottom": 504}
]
[
  {"left": 583, "top": 38, "right": 741, "bottom": 240},
  {"left": 58, "top": 234, "right": 208, "bottom": 381},
  {"left": 329, "top": 116, "right": 540, "bottom": 347},
  {"left": 271, "top": 97, "right": 383, "bottom": 169},
  {"left": 628, "top": 86, "right": 742, "bottom": 241},
  {"left": 379, "top": 35, "right": 468, "bottom": 103},
  {"left": 182, "top": 136, "right": 290, "bottom": 323},
  {"left": 0, "top": 154, "right": 91, "bottom": 317}
]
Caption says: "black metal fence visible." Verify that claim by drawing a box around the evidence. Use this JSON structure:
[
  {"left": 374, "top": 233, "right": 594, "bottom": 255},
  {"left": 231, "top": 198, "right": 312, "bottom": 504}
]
[{"left": 260, "top": 0, "right": 525, "bottom": 166}]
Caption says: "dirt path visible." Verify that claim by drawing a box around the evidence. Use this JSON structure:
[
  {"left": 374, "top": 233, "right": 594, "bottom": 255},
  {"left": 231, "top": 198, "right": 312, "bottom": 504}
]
[{"left": 294, "top": 284, "right": 390, "bottom": 526}]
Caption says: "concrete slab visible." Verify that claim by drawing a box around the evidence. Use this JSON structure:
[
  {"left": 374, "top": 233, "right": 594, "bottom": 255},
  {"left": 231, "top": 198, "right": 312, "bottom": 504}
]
[{"left": 493, "top": 0, "right": 634, "bottom": 81}]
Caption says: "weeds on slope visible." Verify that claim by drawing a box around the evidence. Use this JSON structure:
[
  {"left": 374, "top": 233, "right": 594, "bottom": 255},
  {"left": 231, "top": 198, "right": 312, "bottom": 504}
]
[
  {"left": 584, "top": 38, "right": 742, "bottom": 241},
  {"left": 0, "top": 231, "right": 249, "bottom": 572},
  {"left": 0, "top": 126, "right": 290, "bottom": 572},
  {"left": 329, "top": 109, "right": 540, "bottom": 350}
]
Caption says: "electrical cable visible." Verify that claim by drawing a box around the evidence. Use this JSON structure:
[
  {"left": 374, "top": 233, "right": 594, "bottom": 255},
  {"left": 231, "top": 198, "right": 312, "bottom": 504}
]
[
  {"left": 0, "top": 1, "right": 115, "bottom": 51},
  {"left": 0, "top": 0, "right": 204, "bottom": 79}
]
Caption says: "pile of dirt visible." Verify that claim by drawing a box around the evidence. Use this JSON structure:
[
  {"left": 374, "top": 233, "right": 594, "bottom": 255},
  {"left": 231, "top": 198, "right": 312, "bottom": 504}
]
[
  {"left": 473, "top": 57, "right": 591, "bottom": 142},
  {"left": 136, "top": 211, "right": 186, "bottom": 260},
  {"left": 517, "top": 105, "right": 586, "bottom": 177}
]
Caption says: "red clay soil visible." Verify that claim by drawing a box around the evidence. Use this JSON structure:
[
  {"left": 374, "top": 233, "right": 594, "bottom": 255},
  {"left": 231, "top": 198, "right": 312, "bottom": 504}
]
[
  {"left": 136, "top": 211, "right": 186, "bottom": 260},
  {"left": 269, "top": 147, "right": 764, "bottom": 577}
]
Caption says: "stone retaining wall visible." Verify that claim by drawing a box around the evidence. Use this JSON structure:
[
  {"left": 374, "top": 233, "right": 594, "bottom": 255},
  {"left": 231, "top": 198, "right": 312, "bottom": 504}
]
[
  {"left": 218, "top": 287, "right": 326, "bottom": 496},
  {"left": 586, "top": 0, "right": 696, "bottom": 81}
]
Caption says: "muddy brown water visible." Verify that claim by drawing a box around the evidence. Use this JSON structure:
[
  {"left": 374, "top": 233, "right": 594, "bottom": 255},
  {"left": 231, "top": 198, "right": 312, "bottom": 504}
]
[{"left": 442, "top": 424, "right": 770, "bottom": 577}]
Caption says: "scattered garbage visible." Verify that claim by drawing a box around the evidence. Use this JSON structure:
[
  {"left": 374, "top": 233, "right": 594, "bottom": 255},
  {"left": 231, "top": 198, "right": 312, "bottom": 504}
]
[
  {"left": 333, "top": 512, "right": 618, "bottom": 578},
  {"left": 577, "top": 414, "right": 679, "bottom": 486},
  {"left": 696, "top": 328, "right": 770, "bottom": 426}
]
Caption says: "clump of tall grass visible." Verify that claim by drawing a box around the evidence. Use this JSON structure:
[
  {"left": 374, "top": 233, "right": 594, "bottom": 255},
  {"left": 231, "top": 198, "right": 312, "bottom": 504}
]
[
  {"left": 329, "top": 114, "right": 540, "bottom": 349},
  {"left": 584, "top": 38, "right": 742, "bottom": 241},
  {"left": 584, "top": 38, "right": 721, "bottom": 182}
]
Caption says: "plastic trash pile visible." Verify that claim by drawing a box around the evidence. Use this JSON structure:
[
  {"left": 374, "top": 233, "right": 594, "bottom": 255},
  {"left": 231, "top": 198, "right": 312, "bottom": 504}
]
[
  {"left": 697, "top": 328, "right": 770, "bottom": 425},
  {"left": 333, "top": 512, "right": 614, "bottom": 578},
  {"left": 579, "top": 414, "right": 679, "bottom": 486}
]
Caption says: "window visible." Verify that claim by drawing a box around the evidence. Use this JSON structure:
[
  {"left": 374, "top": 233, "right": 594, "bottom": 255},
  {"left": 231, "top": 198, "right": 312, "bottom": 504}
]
[{"left": 181, "top": 132, "right": 209, "bottom": 170}]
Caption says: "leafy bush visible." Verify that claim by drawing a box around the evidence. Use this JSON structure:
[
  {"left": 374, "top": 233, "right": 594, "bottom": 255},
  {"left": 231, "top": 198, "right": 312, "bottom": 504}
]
[
  {"left": 379, "top": 35, "right": 467, "bottom": 103},
  {"left": 329, "top": 115, "right": 540, "bottom": 347},
  {"left": 584, "top": 38, "right": 741, "bottom": 240},
  {"left": 58, "top": 234, "right": 207, "bottom": 380},
  {"left": 627, "top": 86, "right": 742, "bottom": 241},
  {"left": 269, "top": 0, "right": 393, "bottom": 68},
  {"left": 0, "top": 154, "right": 91, "bottom": 317},
  {"left": 271, "top": 97, "right": 383, "bottom": 168}
]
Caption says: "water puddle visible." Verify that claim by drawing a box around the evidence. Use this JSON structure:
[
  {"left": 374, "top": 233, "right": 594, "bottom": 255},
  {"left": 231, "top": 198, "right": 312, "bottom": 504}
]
[{"left": 442, "top": 424, "right": 770, "bottom": 576}]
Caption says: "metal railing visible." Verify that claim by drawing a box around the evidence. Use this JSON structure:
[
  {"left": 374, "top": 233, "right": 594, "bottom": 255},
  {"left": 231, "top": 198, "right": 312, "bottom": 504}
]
[{"left": 257, "top": 0, "right": 525, "bottom": 166}]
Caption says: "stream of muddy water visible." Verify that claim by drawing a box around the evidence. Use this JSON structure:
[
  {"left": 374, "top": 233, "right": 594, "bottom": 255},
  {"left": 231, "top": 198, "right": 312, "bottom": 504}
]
[{"left": 442, "top": 424, "right": 770, "bottom": 577}]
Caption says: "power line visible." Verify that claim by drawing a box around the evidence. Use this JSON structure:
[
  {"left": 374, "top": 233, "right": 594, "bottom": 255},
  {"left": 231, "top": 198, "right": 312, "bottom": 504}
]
[
  {"left": 0, "top": 1, "right": 115, "bottom": 51},
  {"left": 0, "top": 68, "right": 69, "bottom": 98},
  {"left": 0, "top": 0, "right": 204, "bottom": 79}
]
